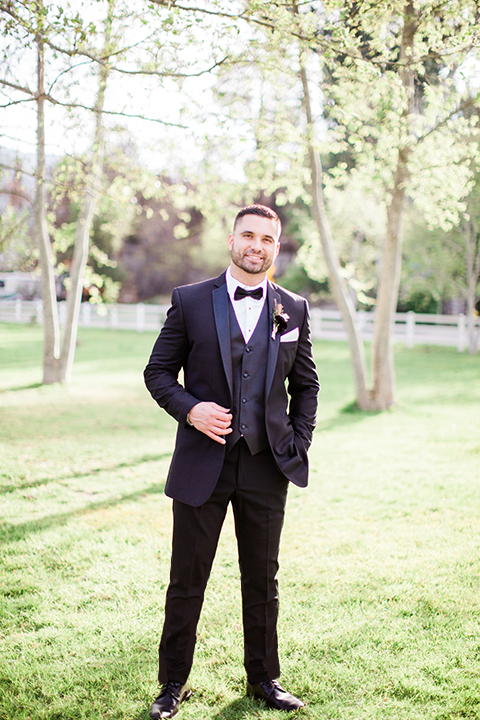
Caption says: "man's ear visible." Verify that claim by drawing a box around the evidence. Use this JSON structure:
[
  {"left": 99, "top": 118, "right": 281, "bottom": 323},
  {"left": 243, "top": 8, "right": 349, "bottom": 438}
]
[
  {"left": 274, "top": 241, "right": 281, "bottom": 260},
  {"left": 227, "top": 233, "right": 234, "bottom": 251}
]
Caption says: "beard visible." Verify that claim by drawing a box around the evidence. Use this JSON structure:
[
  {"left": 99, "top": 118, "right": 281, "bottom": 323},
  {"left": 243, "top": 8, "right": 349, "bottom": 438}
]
[{"left": 230, "top": 246, "right": 273, "bottom": 275}]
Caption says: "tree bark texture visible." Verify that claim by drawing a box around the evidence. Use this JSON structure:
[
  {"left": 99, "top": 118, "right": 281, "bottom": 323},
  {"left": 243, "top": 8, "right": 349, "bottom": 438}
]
[
  {"left": 370, "top": 152, "right": 409, "bottom": 407},
  {"left": 370, "top": 1, "right": 416, "bottom": 408},
  {"left": 34, "top": 6, "right": 61, "bottom": 384},
  {"left": 39, "top": 4, "right": 112, "bottom": 383},
  {"left": 299, "top": 63, "right": 373, "bottom": 409},
  {"left": 58, "top": 60, "right": 109, "bottom": 382},
  {"left": 465, "top": 212, "right": 480, "bottom": 354}
]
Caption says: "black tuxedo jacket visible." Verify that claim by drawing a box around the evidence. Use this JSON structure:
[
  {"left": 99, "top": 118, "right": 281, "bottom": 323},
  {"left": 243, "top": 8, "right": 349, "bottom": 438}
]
[{"left": 144, "top": 271, "right": 319, "bottom": 507}]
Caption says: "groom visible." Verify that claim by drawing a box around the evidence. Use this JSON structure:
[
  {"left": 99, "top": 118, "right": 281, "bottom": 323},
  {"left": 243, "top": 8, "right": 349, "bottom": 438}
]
[{"left": 144, "top": 204, "right": 319, "bottom": 718}]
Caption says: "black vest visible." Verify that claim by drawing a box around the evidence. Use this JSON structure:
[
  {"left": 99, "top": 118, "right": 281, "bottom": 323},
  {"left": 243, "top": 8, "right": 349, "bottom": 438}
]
[{"left": 226, "top": 299, "right": 270, "bottom": 455}]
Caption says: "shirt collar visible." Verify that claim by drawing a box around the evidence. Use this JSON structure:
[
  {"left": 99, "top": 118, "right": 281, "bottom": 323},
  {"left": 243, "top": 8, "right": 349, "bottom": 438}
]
[{"left": 226, "top": 267, "right": 267, "bottom": 302}]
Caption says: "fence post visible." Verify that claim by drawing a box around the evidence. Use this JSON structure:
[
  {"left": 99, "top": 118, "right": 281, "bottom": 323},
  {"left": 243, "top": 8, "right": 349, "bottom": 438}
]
[
  {"left": 136, "top": 302, "right": 145, "bottom": 333},
  {"left": 311, "top": 308, "right": 322, "bottom": 340},
  {"left": 15, "top": 298, "right": 22, "bottom": 322},
  {"left": 81, "top": 302, "right": 91, "bottom": 327},
  {"left": 59, "top": 301, "right": 67, "bottom": 326},
  {"left": 457, "top": 313, "right": 466, "bottom": 352},
  {"left": 110, "top": 305, "right": 119, "bottom": 329},
  {"left": 35, "top": 299, "right": 43, "bottom": 325},
  {"left": 406, "top": 310, "right": 415, "bottom": 349},
  {"left": 357, "top": 310, "right": 366, "bottom": 337}
]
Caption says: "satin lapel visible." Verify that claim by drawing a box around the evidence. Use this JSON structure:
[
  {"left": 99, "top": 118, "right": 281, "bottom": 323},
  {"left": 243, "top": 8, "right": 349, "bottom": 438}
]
[
  {"left": 265, "top": 281, "right": 281, "bottom": 399},
  {"left": 213, "top": 282, "right": 233, "bottom": 399}
]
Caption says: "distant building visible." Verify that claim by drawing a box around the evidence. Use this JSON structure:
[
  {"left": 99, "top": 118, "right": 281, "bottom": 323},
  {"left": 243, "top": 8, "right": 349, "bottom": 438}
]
[{"left": 0, "top": 271, "right": 41, "bottom": 300}]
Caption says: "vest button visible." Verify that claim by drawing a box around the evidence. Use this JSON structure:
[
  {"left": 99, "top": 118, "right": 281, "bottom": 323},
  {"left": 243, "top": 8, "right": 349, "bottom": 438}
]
[
  {"left": 242, "top": 398, "right": 247, "bottom": 403},
  {"left": 243, "top": 372, "right": 249, "bottom": 378},
  {"left": 245, "top": 346, "right": 251, "bottom": 353},
  {"left": 241, "top": 423, "right": 247, "bottom": 430}
]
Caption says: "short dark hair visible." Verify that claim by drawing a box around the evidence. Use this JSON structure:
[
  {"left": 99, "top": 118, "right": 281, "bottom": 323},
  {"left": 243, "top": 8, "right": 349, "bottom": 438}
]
[{"left": 233, "top": 204, "right": 281, "bottom": 237}]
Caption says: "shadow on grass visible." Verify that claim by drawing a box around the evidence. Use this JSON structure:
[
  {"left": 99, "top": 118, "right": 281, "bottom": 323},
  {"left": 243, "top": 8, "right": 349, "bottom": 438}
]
[
  {"left": 0, "top": 481, "right": 165, "bottom": 544},
  {"left": 122, "top": 697, "right": 251, "bottom": 720},
  {"left": 135, "top": 705, "right": 152, "bottom": 720},
  {"left": 211, "top": 697, "right": 303, "bottom": 719},
  {"left": 211, "top": 698, "right": 261, "bottom": 719},
  {"left": 0, "top": 382, "right": 43, "bottom": 393},
  {"left": 0, "top": 452, "right": 172, "bottom": 494},
  {"left": 315, "top": 400, "right": 383, "bottom": 433}
]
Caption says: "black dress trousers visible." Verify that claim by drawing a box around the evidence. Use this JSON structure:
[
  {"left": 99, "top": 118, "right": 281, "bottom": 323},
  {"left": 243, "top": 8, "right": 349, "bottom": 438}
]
[{"left": 158, "top": 438, "right": 289, "bottom": 685}]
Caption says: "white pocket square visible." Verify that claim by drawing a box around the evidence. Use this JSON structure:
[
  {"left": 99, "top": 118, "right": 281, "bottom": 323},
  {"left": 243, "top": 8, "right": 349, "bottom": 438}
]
[{"left": 280, "top": 327, "right": 299, "bottom": 342}]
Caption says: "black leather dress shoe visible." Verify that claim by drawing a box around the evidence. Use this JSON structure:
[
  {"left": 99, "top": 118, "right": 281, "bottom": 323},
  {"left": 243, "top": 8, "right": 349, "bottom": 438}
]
[
  {"left": 149, "top": 681, "right": 192, "bottom": 719},
  {"left": 247, "top": 679, "right": 305, "bottom": 711}
]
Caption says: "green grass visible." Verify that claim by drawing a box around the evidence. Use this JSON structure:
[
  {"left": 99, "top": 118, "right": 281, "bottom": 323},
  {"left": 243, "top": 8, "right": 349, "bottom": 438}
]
[{"left": 1, "top": 323, "right": 480, "bottom": 720}]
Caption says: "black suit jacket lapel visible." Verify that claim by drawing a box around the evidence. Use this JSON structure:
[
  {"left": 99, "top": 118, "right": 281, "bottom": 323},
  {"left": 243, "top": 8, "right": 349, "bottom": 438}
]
[
  {"left": 265, "top": 280, "right": 281, "bottom": 399},
  {"left": 212, "top": 274, "right": 233, "bottom": 399}
]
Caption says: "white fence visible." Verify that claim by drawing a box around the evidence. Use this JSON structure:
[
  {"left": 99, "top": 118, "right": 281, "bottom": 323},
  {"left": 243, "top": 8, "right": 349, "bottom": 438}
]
[
  {"left": 0, "top": 299, "right": 168, "bottom": 333},
  {"left": 309, "top": 308, "right": 479, "bottom": 352},
  {"left": 1, "top": 299, "right": 478, "bottom": 352}
]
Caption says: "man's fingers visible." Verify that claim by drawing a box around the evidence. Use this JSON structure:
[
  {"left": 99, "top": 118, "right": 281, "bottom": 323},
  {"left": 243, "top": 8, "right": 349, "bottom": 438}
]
[
  {"left": 205, "top": 430, "right": 227, "bottom": 444},
  {"left": 210, "top": 412, "right": 232, "bottom": 425},
  {"left": 202, "top": 421, "right": 232, "bottom": 435},
  {"left": 189, "top": 402, "right": 231, "bottom": 422},
  {"left": 210, "top": 402, "right": 231, "bottom": 414},
  {"left": 188, "top": 401, "right": 234, "bottom": 441},
  {"left": 211, "top": 425, "right": 232, "bottom": 435},
  {"left": 211, "top": 418, "right": 230, "bottom": 428}
]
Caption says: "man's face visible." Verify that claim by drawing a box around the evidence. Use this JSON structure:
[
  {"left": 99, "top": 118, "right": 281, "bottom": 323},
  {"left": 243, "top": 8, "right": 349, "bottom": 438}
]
[{"left": 228, "top": 214, "right": 280, "bottom": 277}]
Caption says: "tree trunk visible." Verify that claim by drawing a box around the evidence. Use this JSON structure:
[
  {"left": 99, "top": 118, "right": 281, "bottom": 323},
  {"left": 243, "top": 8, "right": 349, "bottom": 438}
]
[
  {"left": 465, "top": 213, "right": 480, "bottom": 354},
  {"left": 57, "top": 61, "right": 109, "bottom": 382},
  {"left": 54, "top": 5, "right": 113, "bottom": 383},
  {"left": 295, "top": 1, "right": 418, "bottom": 411},
  {"left": 298, "top": 64, "right": 372, "bottom": 409},
  {"left": 34, "top": 5, "right": 61, "bottom": 384},
  {"left": 369, "top": 1, "right": 416, "bottom": 408},
  {"left": 370, "top": 153, "right": 409, "bottom": 408}
]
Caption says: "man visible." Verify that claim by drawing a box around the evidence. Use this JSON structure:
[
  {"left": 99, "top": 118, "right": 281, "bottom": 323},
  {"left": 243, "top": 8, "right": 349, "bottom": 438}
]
[{"left": 144, "top": 204, "right": 319, "bottom": 718}]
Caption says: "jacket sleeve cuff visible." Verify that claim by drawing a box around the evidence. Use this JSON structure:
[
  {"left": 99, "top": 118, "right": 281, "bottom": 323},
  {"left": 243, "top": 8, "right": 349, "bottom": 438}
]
[{"left": 182, "top": 401, "right": 200, "bottom": 428}]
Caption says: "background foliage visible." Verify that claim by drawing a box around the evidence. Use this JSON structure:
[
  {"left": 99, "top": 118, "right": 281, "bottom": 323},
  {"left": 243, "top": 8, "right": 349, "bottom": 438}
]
[{"left": 1, "top": 0, "right": 479, "bottom": 317}]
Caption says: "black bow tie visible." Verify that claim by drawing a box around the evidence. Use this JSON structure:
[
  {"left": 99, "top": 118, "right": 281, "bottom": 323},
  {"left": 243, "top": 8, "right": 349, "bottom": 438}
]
[{"left": 234, "top": 286, "right": 263, "bottom": 301}]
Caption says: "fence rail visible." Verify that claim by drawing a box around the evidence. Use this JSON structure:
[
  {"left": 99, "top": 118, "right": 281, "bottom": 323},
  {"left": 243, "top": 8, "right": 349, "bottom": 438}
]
[
  {"left": 309, "top": 308, "right": 479, "bottom": 352},
  {"left": 1, "top": 299, "right": 478, "bottom": 352}
]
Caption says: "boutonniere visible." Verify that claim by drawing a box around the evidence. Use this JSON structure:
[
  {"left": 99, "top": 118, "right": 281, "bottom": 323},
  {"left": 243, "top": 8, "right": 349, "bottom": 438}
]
[{"left": 272, "top": 299, "right": 290, "bottom": 340}]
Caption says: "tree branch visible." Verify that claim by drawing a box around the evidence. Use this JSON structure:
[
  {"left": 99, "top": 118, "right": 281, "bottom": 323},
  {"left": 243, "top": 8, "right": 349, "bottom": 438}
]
[
  {"left": 47, "top": 59, "right": 95, "bottom": 95},
  {"left": 416, "top": 96, "right": 479, "bottom": 144},
  {"left": 0, "top": 165, "right": 71, "bottom": 195},
  {"left": 0, "top": 78, "right": 35, "bottom": 96},
  {"left": 149, "top": 0, "right": 257, "bottom": 24},
  {"left": 0, "top": 188, "right": 32, "bottom": 204},
  {"left": 46, "top": 97, "right": 188, "bottom": 128},
  {"left": 0, "top": 164, "right": 37, "bottom": 179},
  {"left": 0, "top": 132, "right": 36, "bottom": 148},
  {"left": 0, "top": 97, "right": 36, "bottom": 109},
  {"left": 109, "top": 54, "right": 229, "bottom": 78}
]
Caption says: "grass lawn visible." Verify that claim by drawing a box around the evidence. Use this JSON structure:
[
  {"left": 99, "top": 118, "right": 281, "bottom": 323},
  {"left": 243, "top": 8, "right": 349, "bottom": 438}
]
[{"left": 1, "top": 322, "right": 479, "bottom": 720}]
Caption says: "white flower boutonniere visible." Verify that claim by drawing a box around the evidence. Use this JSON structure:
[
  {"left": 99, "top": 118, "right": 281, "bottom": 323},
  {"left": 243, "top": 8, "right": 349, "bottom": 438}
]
[{"left": 272, "top": 299, "right": 290, "bottom": 340}]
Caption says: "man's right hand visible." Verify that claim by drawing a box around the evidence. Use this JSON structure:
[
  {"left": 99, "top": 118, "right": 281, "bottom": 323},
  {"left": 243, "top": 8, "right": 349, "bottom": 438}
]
[{"left": 187, "top": 402, "right": 233, "bottom": 444}]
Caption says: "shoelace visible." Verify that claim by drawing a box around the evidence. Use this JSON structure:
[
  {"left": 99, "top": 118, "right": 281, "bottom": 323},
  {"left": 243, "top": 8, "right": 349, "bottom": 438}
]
[
  {"left": 159, "top": 682, "right": 182, "bottom": 700},
  {"left": 262, "top": 679, "right": 285, "bottom": 694}
]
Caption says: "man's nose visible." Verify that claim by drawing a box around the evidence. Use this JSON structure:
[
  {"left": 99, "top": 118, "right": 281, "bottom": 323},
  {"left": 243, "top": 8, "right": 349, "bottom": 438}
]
[{"left": 249, "top": 236, "right": 262, "bottom": 251}]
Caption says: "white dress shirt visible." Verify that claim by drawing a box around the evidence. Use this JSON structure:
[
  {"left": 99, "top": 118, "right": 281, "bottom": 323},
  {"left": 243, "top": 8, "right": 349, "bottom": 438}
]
[{"left": 226, "top": 267, "right": 267, "bottom": 343}]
